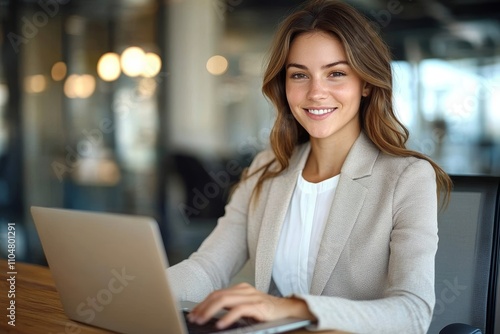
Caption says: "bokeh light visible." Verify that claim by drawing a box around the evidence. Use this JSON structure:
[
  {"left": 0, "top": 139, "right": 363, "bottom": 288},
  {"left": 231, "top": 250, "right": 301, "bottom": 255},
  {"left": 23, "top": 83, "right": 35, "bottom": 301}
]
[
  {"left": 121, "top": 46, "right": 146, "bottom": 77},
  {"left": 97, "top": 53, "right": 121, "bottom": 81},
  {"left": 51, "top": 62, "right": 67, "bottom": 81},
  {"left": 206, "top": 55, "right": 228, "bottom": 75},
  {"left": 64, "top": 74, "right": 96, "bottom": 99},
  {"left": 24, "top": 75, "right": 47, "bottom": 93},
  {"left": 142, "top": 52, "right": 162, "bottom": 78}
]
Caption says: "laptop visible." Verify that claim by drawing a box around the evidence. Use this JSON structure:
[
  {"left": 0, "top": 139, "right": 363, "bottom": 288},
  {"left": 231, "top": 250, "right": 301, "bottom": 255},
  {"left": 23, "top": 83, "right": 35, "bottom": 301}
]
[{"left": 30, "top": 206, "right": 311, "bottom": 334}]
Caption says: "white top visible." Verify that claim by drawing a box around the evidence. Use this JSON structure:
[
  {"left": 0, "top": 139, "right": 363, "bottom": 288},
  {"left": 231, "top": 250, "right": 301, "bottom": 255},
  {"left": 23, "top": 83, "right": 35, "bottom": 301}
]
[{"left": 272, "top": 172, "right": 340, "bottom": 296}]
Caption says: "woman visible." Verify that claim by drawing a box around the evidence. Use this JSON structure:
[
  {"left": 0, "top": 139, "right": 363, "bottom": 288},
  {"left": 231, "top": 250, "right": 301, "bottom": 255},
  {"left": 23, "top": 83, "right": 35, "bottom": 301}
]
[{"left": 167, "top": 0, "right": 452, "bottom": 332}]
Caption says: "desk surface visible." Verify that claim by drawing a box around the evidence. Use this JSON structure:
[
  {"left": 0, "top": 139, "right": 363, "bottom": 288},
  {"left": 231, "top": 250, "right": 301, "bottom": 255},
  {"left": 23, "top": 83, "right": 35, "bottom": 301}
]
[{"left": 0, "top": 259, "right": 343, "bottom": 334}]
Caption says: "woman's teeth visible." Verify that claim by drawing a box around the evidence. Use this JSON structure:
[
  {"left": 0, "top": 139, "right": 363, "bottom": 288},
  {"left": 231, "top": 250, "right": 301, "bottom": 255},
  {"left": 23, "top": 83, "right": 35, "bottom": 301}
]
[{"left": 307, "top": 108, "right": 335, "bottom": 115}]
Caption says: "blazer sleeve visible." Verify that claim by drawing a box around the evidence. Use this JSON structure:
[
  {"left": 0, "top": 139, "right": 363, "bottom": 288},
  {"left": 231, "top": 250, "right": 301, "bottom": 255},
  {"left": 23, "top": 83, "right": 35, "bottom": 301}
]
[
  {"left": 166, "top": 150, "right": 272, "bottom": 302},
  {"left": 295, "top": 159, "right": 438, "bottom": 334}
]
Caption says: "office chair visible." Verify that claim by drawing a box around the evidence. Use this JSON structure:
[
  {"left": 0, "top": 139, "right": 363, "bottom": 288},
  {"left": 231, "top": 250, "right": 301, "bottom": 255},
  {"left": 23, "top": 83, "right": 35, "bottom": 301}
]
[{"left": 428, "top": 175, "right": 500, "bottom": 334}]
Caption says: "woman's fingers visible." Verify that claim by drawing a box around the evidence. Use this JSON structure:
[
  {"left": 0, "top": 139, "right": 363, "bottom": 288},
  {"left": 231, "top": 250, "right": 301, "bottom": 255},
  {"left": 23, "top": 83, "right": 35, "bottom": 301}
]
[
  {"left": 215, "top": 299, "right": 278, "bottom": 329},
  {"left": 188, "top": 283, "right": 260, "bottom": 324},
  {"left": 186, "top": 284, "right": 316, "bottom": 330},
  {"left": 187, "top": 283, "right": 295, "bottom": 330}
]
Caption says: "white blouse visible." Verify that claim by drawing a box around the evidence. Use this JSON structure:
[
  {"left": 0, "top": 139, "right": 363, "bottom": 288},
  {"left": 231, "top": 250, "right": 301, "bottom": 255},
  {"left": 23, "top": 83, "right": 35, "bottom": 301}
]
[{"left": 272, "top": 171, "right": 340, "bottom": 297}]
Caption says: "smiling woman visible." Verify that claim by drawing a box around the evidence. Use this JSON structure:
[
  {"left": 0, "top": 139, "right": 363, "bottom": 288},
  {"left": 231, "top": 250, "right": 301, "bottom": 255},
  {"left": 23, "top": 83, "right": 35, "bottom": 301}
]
[
  {"left": 284, "top": 32, "right": 370, "bottom": 178},
  {"left": 166, "top": 1, "right": 452, "bottom": 333}
]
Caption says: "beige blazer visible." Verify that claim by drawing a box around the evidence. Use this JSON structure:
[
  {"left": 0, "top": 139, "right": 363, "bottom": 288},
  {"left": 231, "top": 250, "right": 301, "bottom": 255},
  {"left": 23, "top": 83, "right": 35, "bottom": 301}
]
[{"left": 167, "top": 132, "right": 438, "bottom": 333}]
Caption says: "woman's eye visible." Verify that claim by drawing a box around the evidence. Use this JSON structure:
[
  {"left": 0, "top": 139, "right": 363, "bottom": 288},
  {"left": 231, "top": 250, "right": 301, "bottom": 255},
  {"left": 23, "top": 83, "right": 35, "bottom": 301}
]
[
  {"left": 290, "top": 73, "right": 307, "bottom": 79},
  {"left": 330, "top": 71, "right": 345, "bottom": 77}
]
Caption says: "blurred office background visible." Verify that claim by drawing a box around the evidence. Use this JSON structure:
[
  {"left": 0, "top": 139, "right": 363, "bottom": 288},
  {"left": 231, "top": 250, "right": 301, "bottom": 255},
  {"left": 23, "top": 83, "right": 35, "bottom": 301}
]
[{"left": 0, "top": 0, "right": 499, "bottom": 266}]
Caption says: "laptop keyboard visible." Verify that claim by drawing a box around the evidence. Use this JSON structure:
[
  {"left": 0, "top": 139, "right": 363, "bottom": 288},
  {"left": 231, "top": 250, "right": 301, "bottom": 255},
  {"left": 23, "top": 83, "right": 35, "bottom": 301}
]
[{"left": 183, "top": 311, "right": 259, "bottom": 334}]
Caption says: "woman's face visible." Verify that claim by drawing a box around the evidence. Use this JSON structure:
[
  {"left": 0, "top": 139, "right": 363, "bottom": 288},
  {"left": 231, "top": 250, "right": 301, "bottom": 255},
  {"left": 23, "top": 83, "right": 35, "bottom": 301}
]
[{"left": 285, "top": 31, "right": 370, "bottom": 143}]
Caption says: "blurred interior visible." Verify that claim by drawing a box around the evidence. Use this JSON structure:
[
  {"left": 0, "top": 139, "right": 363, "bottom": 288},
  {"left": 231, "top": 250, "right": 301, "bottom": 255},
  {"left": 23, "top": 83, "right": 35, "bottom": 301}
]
[{"left": 0, "top": 0, "right": 499, "bottom": 266}]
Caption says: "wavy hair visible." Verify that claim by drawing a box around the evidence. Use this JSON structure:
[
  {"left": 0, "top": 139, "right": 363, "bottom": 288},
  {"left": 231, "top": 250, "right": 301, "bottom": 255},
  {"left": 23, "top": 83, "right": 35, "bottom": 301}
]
[{"left": 249, "top": 0, "right": 451, "bottom": 206}]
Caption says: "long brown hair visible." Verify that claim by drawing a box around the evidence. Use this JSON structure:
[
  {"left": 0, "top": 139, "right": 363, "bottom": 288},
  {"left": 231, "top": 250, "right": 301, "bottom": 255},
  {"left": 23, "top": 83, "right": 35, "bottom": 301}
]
[{"left": 251, "top": 0, "right": 451, "bottom": 206}]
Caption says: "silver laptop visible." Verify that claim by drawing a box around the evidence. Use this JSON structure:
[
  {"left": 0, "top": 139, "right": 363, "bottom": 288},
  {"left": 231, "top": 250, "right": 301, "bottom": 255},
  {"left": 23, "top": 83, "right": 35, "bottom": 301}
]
[{"left": 30, "top": 206, "right": 311, "bottom": 334}]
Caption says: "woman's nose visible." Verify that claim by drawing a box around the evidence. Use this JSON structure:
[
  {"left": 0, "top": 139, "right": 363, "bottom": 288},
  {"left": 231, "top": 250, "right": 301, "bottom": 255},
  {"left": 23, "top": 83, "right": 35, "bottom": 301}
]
[{"left": 307, "top": 78, "right": 328, "bottom": 101}]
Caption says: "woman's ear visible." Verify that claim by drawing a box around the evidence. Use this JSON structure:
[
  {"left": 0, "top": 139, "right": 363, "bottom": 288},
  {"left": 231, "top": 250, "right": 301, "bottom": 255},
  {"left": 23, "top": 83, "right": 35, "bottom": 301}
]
[{"left": 362, "top": 82, "right": 372, "bottom": 97}]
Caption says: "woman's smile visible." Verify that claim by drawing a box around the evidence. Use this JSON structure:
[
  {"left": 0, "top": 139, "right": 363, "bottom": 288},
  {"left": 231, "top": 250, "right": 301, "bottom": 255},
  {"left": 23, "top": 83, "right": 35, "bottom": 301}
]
[{"left": 305, "top": 107, "right": 337, "bottom": 116}]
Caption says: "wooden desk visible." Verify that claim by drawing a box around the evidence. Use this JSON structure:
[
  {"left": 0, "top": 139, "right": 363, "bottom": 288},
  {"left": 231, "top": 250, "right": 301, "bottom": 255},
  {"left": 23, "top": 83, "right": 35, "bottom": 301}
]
[
  {"left": 0, "top": 260, "right": 343, "bottom": 334},
  {"left": 0, "top": 259, "right": 108, "bottom": 334}
]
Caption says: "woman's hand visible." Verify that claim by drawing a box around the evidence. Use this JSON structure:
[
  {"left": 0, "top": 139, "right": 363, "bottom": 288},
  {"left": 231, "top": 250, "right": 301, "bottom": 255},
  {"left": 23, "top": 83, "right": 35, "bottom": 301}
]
[{"left": 186, "top": 282, "right": 316, "bottom": 330}]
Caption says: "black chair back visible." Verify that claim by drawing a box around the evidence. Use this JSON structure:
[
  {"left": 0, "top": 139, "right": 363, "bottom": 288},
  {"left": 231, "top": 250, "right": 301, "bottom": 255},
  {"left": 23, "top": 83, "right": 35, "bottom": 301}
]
[{"left": 428, "top": 175, "right": 500, "bottom": 334}]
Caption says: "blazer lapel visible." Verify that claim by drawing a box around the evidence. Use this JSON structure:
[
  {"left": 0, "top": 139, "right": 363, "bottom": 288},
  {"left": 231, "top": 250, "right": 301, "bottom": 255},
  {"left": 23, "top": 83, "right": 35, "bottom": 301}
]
[
  {"left": 310, "top": 176, "right": 367, "bottom": 294},
  {"left": 255, "top": 144, "right": 310, "bottom": 292},
  {"left": 310, "top": 132, "right": 379, "bottom": 295}
]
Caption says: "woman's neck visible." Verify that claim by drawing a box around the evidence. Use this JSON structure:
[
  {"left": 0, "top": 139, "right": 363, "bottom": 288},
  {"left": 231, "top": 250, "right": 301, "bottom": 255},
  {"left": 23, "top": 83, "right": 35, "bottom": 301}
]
[{"left": 302, "top": 131, "right": 360, "bottom": 183}]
